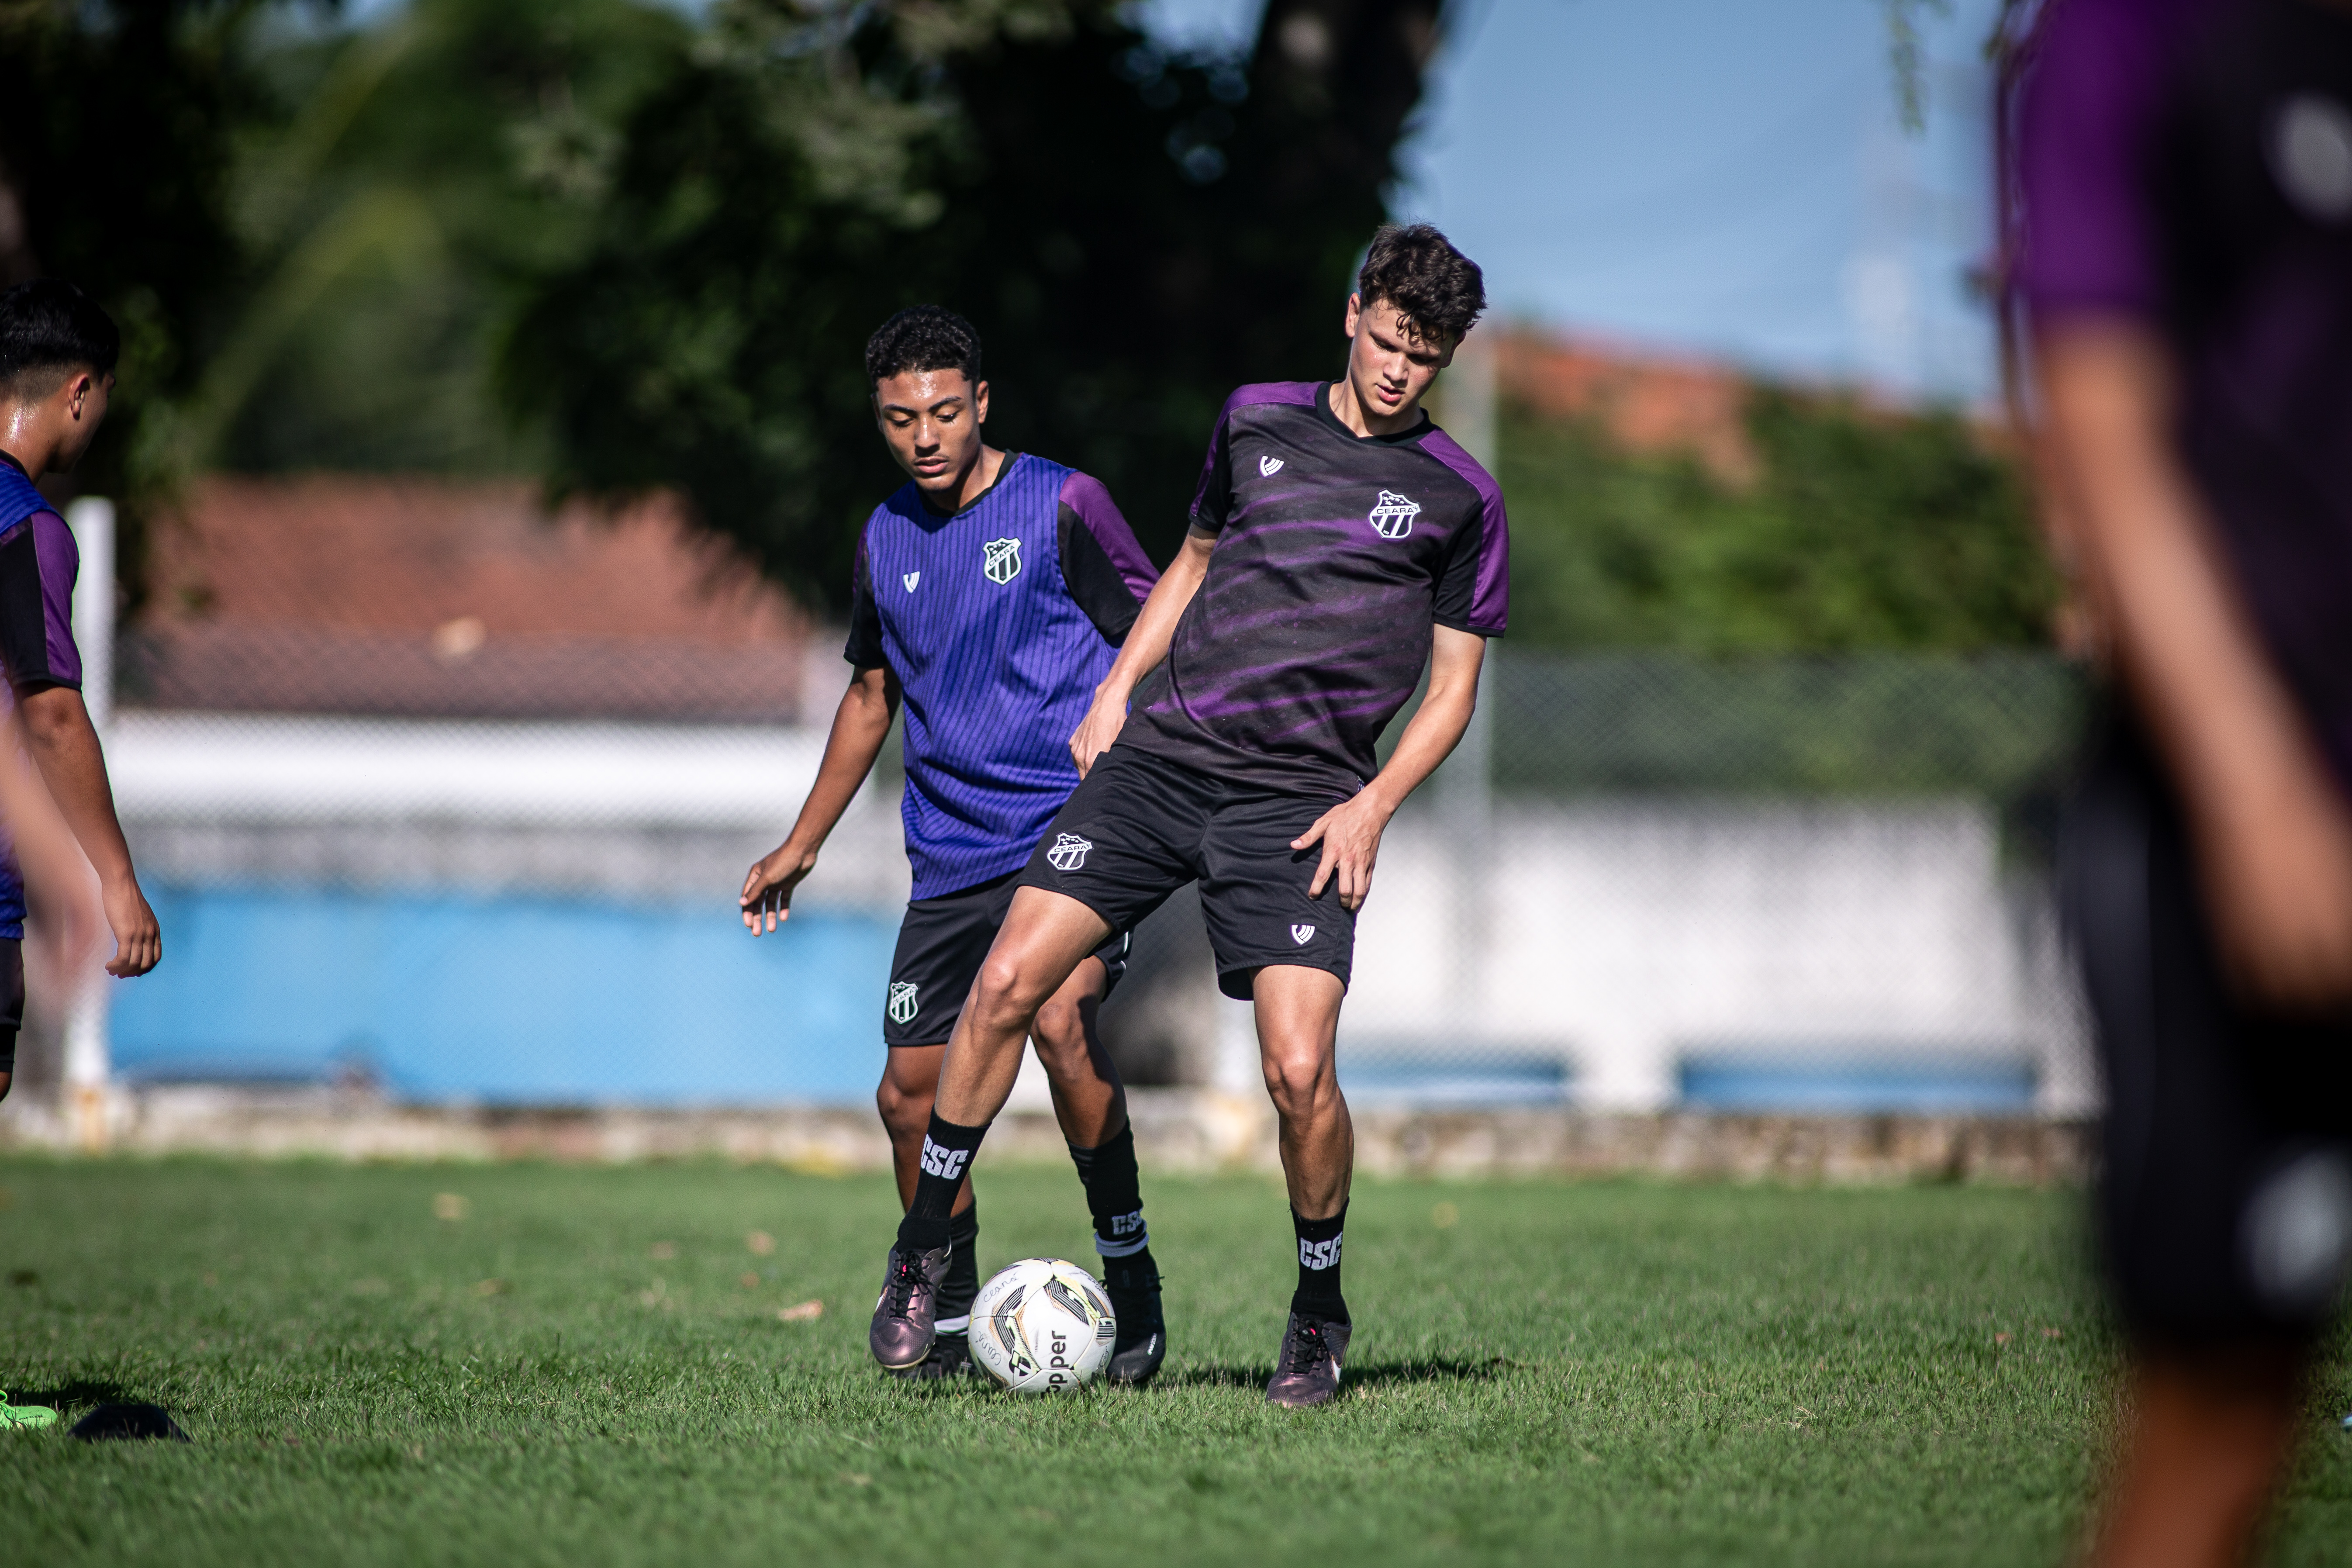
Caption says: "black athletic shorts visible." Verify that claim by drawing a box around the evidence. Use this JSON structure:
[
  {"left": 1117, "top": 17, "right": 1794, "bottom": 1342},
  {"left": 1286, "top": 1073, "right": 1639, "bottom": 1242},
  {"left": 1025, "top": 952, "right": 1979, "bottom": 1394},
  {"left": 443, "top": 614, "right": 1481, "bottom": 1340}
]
[
  {"left": 0, "top": 938, "right": 19, "bottom": 1075},
  {"left": 885, "top": 869, "right": 1131, "bottom": 1047},
  {"left": 2062, "top": 713, "right": 2352, "bottom": 1347},
  {"left": 1016, "top": 744, "right": 1357, "bottom": 1001}
]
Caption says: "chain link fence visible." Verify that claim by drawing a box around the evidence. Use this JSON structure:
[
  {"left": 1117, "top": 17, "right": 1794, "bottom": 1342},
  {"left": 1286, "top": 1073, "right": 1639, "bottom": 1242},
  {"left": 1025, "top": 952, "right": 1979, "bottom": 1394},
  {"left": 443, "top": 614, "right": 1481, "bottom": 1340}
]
[{"left": 12, "top": 502, "right": 2099, "bottom": 1119}]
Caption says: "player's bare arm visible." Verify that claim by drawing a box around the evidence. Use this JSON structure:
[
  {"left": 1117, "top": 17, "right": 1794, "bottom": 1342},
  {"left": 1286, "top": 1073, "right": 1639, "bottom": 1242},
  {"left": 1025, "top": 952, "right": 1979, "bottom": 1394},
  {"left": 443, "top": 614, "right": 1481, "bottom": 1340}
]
[
  {"left": 1069, "top": 528, "right": 1214, "bottom": 776},
  {"left": 2038, "top": 320, "right": 2352, "bottom": 1011},
  {"left": 740, "top": 663, "right": 899, "bottom": 933},
  {"left": 16, "top": 684, "right": 157, "bottom": 976},
  {"left": 1292, "top": 626, "right": 1486, "bottom": 912}
]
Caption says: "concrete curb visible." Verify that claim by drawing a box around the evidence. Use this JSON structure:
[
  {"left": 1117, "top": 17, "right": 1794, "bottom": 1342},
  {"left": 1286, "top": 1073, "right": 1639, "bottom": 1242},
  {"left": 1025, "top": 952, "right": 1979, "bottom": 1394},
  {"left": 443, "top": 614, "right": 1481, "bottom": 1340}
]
[{"left": 0, "top": 1084, "right": 2092, "bottom": 1184}]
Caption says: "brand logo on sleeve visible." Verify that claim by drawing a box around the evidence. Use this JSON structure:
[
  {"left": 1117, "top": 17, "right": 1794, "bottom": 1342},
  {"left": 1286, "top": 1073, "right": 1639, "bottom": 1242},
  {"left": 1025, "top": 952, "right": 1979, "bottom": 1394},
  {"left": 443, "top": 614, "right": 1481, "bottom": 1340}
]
[
  {"left": 1290, "top": 923, "right": 1316, "bottom": 945},
  {"left": 1046, "top": 833, "right": 1095, "bottom": 872},
  {"left": 902, "top": 571, "right": 920, "bottom": 592},
  {"left": 1259, "top": 455, "right": 1284, "bottom": 477},
  {"left": 982, "top": 537, "right": 1022, "bottom": 584},
  {"left": 887, "top": 982, "right": 920, "bottom": 1024},
  {"left": 1368, "top": 490, "right": 1420, "bottom": 540}
]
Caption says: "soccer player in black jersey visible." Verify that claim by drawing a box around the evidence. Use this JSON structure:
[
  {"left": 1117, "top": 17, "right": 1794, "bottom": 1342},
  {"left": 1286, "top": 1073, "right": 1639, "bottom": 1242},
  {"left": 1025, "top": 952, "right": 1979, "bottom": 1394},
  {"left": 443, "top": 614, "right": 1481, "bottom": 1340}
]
[{"left": 867, "top": 225, "right": 1508, "bottom": 1406}]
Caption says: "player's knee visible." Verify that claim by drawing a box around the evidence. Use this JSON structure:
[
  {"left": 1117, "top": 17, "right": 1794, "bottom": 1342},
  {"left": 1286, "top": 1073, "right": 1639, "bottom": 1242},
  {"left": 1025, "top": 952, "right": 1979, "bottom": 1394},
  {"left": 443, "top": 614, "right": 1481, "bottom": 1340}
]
[
  {"left": 1261, "top": 1049, "right": 1332, "bottom": 1118},
  {"left": 1031, "top": 994, "right": 1084, "bottom": 1059},
  {"left": 874, "top": 1067, "right": 933, "bottom": 1134},
  {"left": 974, "top": 952, "right": 1050, "bottom": 1022}
]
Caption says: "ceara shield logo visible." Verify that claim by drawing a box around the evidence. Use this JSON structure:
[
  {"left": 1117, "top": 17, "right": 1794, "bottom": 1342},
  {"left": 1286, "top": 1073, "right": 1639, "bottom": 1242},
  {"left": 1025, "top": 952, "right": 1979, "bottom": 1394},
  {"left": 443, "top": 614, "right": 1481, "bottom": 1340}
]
[
  {"left": 1046, "top": 833, "right": 1094, "bottom": 872},
  {"left": 1368, "top": 490, "right": 1420, "bottom": 540},
  {"left": 1259, "top": 455, "right": 1284, "bottom": 477},
  {"left": 1291, "top": 923, "right": 1316, "bottom": 945},
  {"left": 982, "top": 537, "right": 1022, "bottom": 584},
  {"left": 902, "top": 571, "right": 920, "bottom": 592},
  {"left": 888, "top": 982, "right": 919, "bottom": 1025}
]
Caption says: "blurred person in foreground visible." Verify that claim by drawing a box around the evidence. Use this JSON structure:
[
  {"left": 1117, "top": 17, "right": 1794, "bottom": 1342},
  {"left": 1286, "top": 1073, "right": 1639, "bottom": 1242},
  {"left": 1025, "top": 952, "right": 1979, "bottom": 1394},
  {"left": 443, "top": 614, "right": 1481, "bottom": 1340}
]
[
  {"left": 739, "top": 307, "right": 1168, "bottom": 1383},
  {"left": 0, "top": 279, "right": 161, "bottom": 989},
  {"left": 0, "top": 694, "right": 110, "bottom": 1430},
  {"left": 869, "top": 224, "right": 1508, "bottom": 1408},
  {"left": 2011, "top": 0, "right": 2352, "bottom": 1561}
]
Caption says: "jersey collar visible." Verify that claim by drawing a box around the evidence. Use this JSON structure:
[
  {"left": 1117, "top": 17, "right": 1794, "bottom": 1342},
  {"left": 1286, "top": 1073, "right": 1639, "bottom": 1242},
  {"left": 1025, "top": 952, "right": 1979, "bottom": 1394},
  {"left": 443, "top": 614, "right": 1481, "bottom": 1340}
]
[
  {"left": 918, "top": 450, "right": 1022, "bottom": 519},
  {"left": 1312, "top": 381, "right": 1432, "bottom": 447},
  {"left": 0, "top": 449, "right": 28, "bottom": 480}
]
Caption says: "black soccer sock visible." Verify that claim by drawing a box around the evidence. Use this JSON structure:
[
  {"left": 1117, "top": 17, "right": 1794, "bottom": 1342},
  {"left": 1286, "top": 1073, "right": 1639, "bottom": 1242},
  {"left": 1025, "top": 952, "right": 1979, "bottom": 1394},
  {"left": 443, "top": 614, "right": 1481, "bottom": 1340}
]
[
  {"left": 896, "top": 1112, "right": 988, "bottom": 1255},
  {"left": 935, "top": 1203, "right": 980, "bottom": 1336},
  {"left": 1291, "top": 1204, "right": 1348, "bottom": 1322},
  {"left": 1067, "top": 1123, "right": 1151, "bottom": 1266}
]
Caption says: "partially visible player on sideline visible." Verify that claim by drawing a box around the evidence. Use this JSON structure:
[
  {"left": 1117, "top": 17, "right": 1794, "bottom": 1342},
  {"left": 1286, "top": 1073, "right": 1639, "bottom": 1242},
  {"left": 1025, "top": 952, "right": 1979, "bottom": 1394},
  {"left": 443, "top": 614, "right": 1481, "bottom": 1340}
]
[
  {"left": 2010, "top": 1, "right": 2352, "bottom": 1561},
  {"left": 740, "top": 306, "right": 1168, "bottom": 1383},
  {"left": 0, "top": 280, "right": 162, "bottom": 1039},
  {"left": 867, "top": 225, "right": 1506, "bottom": 1407}
]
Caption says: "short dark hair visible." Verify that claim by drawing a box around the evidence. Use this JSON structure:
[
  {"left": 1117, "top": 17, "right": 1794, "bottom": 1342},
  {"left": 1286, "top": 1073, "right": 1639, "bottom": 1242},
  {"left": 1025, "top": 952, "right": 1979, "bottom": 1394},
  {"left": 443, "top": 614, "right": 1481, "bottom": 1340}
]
[
  {"left": 1355, "top": 224, "right": 1485, "bottom": 346},
  {"left": 0, "top": 279, "right": 121, "bottom": 400},
  {"left": 864, "top": 305, "right": 983, "bottom": 390}
]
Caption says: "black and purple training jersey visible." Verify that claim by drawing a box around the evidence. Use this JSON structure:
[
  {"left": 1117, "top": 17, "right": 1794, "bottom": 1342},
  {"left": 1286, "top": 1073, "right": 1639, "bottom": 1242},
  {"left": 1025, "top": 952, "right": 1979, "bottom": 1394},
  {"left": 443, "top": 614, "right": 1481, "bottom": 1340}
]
[
  {"left": 846, "top": 453, "right": 1157, "bottom": 899},
  {"left": 0, "top": 452, "right": 82, "bottom": 940},
  {"left": 2014, "top": 0, "right": 2352, "bottom": 787},
  {"left": 1121, "top": 381, "right": 1508, "bottom": 798}
]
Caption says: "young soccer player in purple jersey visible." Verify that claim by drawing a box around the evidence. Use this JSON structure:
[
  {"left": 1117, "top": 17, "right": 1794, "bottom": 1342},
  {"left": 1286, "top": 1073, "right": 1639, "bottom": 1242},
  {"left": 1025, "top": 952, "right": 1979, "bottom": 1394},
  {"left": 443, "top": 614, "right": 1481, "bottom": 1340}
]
[
  {"left": 2011, "top": 0, "right": 2352, "bottom": 1560},
  {"left": 738, "top": 307, "right": 1170, "bottom": 1383},
  {"left": 869, "top": 225, "right": 1507, "bottom": 1407}
]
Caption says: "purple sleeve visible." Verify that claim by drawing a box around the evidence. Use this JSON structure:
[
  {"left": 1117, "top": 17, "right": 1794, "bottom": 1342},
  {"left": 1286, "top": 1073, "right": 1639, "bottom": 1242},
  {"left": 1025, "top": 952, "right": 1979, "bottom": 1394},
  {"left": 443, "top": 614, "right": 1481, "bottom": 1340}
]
[
  {"left": 2012, "top": 0, "right": 2187, "bottom": 322},
  {"left": 1058, "top": 473, "right": 1158, "bottom": 602},
  {"left": 32, "top": 512, "right": 81, "bottom": 687},
  {"left": 843, "top": 522, "right": 884, "bottom": 667},
  {"left": 1422, "top": 429, "right": 1509, "bottom": 635}
]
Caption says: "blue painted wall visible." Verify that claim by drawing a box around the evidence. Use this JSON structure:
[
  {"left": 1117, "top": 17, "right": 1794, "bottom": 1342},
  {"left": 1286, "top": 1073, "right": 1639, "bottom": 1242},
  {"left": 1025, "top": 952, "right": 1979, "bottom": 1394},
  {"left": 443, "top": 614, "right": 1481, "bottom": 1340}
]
[{"left": 109, "top": 884, "right": 897, "bottom": 1105}]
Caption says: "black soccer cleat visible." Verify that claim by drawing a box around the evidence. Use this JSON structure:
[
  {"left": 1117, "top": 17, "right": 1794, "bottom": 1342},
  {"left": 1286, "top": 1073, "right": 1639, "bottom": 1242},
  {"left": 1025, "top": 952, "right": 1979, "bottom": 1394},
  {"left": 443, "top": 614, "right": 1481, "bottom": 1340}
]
[
  {"left": 889, "top": 1331, "right": 978, "bottom": 1383},
  {"left": 1264, "top": 1311, "right": 1350, "bottom": 1409},
  {"left": 869, "top": 1243, "right": 952, "bottom": 1371},
  {"left": 1100, "top": 1256, "right": 1167, "bottom": 1387}
]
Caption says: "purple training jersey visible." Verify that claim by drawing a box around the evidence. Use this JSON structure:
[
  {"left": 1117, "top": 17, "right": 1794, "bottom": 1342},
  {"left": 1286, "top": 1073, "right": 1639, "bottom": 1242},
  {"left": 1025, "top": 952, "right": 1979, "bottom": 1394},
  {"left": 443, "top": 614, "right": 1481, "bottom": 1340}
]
[
  {"left": 1120, "top": 380, "right": 1508, "bottom": 797},
  {"left": 0, "top": 451, "right": 79, "bottom": 939},
  {"left": 2014, "top": 0, "right": 2352, "bottom": 787},
  {"left": 846, "top": 453, "right": 1158, "bottom": 899}
]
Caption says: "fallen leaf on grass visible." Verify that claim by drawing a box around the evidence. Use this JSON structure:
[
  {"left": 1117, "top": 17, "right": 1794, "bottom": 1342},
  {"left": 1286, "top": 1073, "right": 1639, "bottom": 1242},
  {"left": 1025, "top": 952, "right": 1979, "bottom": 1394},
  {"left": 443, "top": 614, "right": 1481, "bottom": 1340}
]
[
  {"left": 432, "top": 1193, "right": 469, "bottom": 1222},
  {"left": 473, "top": 1278, "right": 507, "bottom": 1297},
  {"left": 649, "top": 1241, "right": 677, "bottom": 1261},
  {"left": 839, "top": 1471, "right": 870, "bottom": 1486},
  {"left": 739, "top": 1272, "right": 760, "bottom": 1290},
  {"left": 1994, "top": 1332, "right": 2013, "bottom": 1346},
  {"left": 777, "top": 1300, "right": 823, "bottom": 1322},
  {"left": 746, "top": 1230, "right": 775, "bottom": 1256}
]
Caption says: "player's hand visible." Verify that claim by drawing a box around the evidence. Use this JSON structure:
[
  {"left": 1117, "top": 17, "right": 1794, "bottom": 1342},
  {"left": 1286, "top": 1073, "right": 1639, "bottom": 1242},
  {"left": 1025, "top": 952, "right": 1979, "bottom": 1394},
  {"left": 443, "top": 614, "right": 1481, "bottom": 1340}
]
[
  {"left": 101, "top": 877, "right": 160, "bottom": 977},
  {"left": 1069, "top": 688, "right": 1130, "bottom": 779},
  {"left": 1292, "top": 791, "right": 1396, "bottom": 912},
  {"left": 740, "top": 843, "right": 819, "bottom": 934},
  {"left": 2200, "top": 768, "right": 2352, "bottom": 1012}
]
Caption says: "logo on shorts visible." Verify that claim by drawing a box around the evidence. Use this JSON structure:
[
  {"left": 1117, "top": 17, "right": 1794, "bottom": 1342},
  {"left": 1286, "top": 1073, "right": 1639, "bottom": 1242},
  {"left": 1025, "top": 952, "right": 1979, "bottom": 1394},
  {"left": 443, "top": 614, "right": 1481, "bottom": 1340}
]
[
  {"left": 902, "top": 571, "right": 920, "bottom": 592},
  {"left": 1368, "top": 489, "right": 1420, "bottom": 540},
  {"left": 919, "top": 1136, "right": 970, "bottom": 1181},
  {"left": 887, "top": 982, "right": 920, "bottom": 1025},
  {"left": 1046, "top": 833, "right": 1094, "bottom": 872},
  {"left": 982, "top": 537, "right": 1022, "bottom": 584},
  {"left": 1291, "top": 923, "right": 1316, "bottom": 945},
  {"left": 1299, "top": 1233, "right": 1343, "bottom": 1270},
  {"left": 1259, "top": 455, "right": 1284, "bottom": 477}
]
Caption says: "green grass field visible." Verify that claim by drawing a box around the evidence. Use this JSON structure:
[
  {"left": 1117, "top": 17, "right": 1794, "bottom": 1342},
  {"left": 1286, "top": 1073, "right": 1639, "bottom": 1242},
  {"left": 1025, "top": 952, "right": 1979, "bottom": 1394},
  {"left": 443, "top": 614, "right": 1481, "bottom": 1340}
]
[{"left": 3, "top": 1159, "right": 2349, "bottom": 1566}]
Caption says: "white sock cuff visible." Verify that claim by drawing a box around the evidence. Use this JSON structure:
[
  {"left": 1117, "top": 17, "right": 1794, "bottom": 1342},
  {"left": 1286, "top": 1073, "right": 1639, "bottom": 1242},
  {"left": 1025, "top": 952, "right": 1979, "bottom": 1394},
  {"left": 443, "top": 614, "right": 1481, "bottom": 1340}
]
[
  {"left": 1094, "top": 1229, "right": 1150, "bottom": 1259},
  {"left": 934, "top": 1314, "right": 971, "bottom": 1334}
]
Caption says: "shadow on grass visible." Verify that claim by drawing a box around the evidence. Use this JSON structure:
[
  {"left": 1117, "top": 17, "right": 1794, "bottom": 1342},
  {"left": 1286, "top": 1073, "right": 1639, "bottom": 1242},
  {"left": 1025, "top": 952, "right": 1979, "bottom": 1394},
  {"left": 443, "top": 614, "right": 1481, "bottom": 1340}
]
[{"left": 1157, "top": 1355, "right": 1511, "bottom": 1392}]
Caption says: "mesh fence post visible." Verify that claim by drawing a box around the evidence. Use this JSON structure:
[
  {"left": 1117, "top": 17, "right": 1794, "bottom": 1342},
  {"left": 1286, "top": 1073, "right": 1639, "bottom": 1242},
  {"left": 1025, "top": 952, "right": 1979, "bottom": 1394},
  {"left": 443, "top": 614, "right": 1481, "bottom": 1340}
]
[{"left": 64, "top": 497, "right": 115, "bottom": 1150}]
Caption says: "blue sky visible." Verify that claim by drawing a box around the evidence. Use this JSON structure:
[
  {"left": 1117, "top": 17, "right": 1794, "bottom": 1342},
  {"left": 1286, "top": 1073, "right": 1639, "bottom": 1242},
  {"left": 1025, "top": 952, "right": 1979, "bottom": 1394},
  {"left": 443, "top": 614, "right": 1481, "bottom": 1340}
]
[{"left": 1142, "top": 0, "right": 2005, "bottom": 404}]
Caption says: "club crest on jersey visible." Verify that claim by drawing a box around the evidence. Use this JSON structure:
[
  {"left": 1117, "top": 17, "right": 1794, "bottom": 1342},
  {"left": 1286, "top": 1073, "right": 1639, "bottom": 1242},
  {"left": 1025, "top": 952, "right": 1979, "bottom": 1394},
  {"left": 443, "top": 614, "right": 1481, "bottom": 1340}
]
[
  {"left": 902, "top": 571, "right": 920, "bottom": 592},
  {"left": 1046, "top": 833, "right": 1094, "bottom": 872},
  {"left": 1291, "top": 923, "right": 1316, "bottom": 945},
  {"left": 1259, "top": 455, "right": 1284, "bottom": 477},
  {"left": 888, "top": 982, "right": 919, "bottom": 1025},
  {"left": 1368, "top": 490, "right": 1420, "bottom": 540},
  {"left": 982, "top": 537, "right": 1022, "bottom": 584}
]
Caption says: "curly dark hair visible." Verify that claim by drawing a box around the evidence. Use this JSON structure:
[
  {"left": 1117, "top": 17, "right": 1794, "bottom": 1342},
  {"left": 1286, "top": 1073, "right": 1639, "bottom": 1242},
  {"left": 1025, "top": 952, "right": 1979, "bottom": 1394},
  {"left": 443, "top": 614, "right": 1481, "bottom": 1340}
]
[
  {"left": 1354, "top": 225, "right": 1485, "bottom": 346},
  {"left": 0, "top": 279, "right": 120, "bottom": 398},
  {"left": 864, "top": 305, "right": 983, "bottom": 390}
]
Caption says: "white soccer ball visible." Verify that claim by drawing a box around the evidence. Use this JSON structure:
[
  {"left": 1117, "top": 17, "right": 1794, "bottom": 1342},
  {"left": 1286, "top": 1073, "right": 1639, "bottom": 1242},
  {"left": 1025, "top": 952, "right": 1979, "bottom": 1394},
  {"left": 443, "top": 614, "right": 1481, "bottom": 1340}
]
[{"left": 970, "top": 1257, "right": 1117, "bottom": 1393}]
